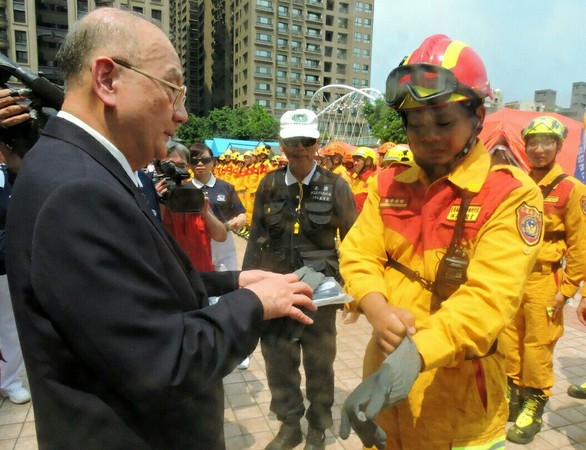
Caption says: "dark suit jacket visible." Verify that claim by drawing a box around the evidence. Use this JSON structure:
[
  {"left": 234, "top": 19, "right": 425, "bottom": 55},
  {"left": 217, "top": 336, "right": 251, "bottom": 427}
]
[{"left": 6, "top": 116, "right": 263, "bottom": 450}]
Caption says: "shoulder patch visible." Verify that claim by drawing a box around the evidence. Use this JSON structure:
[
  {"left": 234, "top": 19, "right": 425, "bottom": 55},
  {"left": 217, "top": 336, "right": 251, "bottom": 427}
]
[{"left": 516, "top": 202, "right": 543, "bottom": 246}]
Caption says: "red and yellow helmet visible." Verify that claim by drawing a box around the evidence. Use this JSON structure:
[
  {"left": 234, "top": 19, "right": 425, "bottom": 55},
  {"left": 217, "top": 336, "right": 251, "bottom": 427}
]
[
  {"left": 378, "top": 142, "right": 396, "bottom": 155},
  {"left": 385, "top": 34, "right": 492, "bottom": 110}
]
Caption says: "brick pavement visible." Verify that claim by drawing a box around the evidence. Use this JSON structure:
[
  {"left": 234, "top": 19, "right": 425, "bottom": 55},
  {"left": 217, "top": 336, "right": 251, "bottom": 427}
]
[{"left": 2, "top": 235, "right": 586, "bottom": 449}]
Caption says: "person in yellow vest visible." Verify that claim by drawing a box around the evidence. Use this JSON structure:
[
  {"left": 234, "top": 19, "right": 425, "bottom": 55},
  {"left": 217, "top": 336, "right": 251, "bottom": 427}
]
[
  {"left": 323, "top": 142, "right": 353, "bottom": 185},
  {"left": 214, "top": 154, "right": 226, "bottom": 179},
  {"left": 500, "top": 116, "right": 586, "bottom": 444},
  {"left": 256, "top": 144, "right": 273, "bottom": 181},
  {"left": 222, "top": 149, "right": 235, "bottom": 185},
  {"left": 381, "top": 143, "right": 413, "bottom": 170},
  {"left": 232, "top": 153, "right": 247, "bottom": 207},
  {"left": 337, "top": 33, "right": 543, "bottom": 450},
  {"left": 377, "top": 142, "right": 395, "bottom": 169},
  {"left": 243, "top": 151, "right": 258, "bottom": 225},
  {"left": 351, "top": 146, "right": 377, "bottom": 213}
]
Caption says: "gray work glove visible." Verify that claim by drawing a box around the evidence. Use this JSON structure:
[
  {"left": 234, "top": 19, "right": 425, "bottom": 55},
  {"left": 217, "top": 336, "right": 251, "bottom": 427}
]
[{"left": 339, "top": 335, "right": 421, "bottom": 449}]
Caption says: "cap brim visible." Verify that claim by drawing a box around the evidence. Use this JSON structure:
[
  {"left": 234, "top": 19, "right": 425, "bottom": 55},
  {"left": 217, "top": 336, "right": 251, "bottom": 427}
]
[{"left": 280, "top": 126, "right": 320, "bottom": 139}]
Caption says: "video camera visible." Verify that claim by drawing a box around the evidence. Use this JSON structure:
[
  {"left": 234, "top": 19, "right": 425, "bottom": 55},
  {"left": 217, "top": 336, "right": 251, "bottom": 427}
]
[
  {"left": 0, "top": 54, "right": 64, "bottom": 158},
  {"left": 152, "top": 160, "right": 205, "bottom": 214}
]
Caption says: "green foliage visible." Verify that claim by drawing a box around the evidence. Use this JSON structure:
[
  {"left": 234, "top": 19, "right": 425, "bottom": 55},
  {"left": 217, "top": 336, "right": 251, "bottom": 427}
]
[
  {"left": 175, "top": 105, "right": 279, "bottom": 146},
  {"left": 363, "top": 99, "right": 407, "bottom": 144}
]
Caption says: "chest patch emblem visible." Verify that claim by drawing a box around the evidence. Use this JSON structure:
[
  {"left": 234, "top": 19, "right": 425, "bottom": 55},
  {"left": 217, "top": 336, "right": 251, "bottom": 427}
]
[
  {"left": 380, "top": 197, "right": 409, "bottom": 209},
  {"left": 516, "top": 202, "right": 543, "bottom": 246},
  {"left": 217, "top": 194, "right": 226, "bottom": 202}
]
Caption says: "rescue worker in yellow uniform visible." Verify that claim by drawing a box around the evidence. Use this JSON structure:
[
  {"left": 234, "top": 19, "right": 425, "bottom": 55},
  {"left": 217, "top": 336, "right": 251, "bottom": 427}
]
[
  {"left": 337, "top": 34, "right": 544, "bottom": 450},
  {"left": 323, "top": 142, "right": 353, "bottom": 185},
  {"left": 381, "top": 144, "right": 413, "bottom": 170},
  {"left": 351, "top": 146, "right": 377, "bottom": 213},
  {"left": 500, "top": 116, "right": 586, "bottom": 444}
]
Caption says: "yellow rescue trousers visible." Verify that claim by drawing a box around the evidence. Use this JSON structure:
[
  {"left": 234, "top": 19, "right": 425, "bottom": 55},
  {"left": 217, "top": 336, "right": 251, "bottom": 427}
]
[{"left": 500, "top": 265, "right": 563, "bottom": 396}]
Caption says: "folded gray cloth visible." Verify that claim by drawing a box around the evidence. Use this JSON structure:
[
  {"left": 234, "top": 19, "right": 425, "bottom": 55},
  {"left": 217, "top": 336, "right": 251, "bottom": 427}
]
[{"left": 294, "top": 265, "right": 325, "bottom": 291}]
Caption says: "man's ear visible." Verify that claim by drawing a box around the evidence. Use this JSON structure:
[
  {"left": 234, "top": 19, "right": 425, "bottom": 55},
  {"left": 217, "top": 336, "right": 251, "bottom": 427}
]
[
  {"left": 91, "top": 57, "right": 118, "bottom": 108},
  {"left": 474, "top": 104, "right": 486, "bottom": 132}
]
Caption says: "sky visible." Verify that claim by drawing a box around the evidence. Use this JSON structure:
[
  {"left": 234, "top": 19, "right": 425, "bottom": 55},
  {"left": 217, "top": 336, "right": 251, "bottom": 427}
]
[{"left": 371, "top": 0, "right": 586, "bottom": 108}]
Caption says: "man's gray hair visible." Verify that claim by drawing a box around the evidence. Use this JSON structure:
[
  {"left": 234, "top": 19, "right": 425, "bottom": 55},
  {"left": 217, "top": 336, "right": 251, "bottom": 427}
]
[
  {"left": 167, "top": 140, "right": 190, "bottom": 162},
  {"left": 56, "top": 8, "right": 156, "bottom": 89}
]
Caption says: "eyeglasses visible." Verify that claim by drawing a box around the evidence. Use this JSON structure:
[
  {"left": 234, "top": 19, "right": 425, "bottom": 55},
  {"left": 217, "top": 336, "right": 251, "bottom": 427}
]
[
  {"left": 385, "top": 63, "right": 474, "bottom": 108},
  {"left": 282, "top": 137, "right": 318, "bottom": 148},
  {"left": 191, "top": 157, "right": 213, "bottom": 165},
  {"left": 111, "top": 58, "right": 187, "bottom": 111},
  {"left": 526, "top": 137, "right": 557, "bottom": 151}
]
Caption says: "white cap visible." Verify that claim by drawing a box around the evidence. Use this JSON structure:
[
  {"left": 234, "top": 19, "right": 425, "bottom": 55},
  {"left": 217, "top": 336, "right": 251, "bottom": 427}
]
[{"left": 279, "top": 109, "right": 320, "bottom": 139}]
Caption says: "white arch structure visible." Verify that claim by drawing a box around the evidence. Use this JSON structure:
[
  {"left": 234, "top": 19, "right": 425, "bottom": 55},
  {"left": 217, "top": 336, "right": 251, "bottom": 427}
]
[{"left": 309, "top": 84, "right": 384, "bottom": 146}]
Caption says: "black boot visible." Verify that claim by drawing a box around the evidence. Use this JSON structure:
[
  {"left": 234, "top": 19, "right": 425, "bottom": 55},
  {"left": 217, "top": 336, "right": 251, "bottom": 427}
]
[
  {"left": 303, "top": 426, "right": 325, "bottom": 450},
  {"left": 506, "top": 387, "right": 548, "bottom": 444},
  {"left": 266, "top": 421, "right": 303, "bottom": 450},
  {"left": 568, "top": 381, "right": 586, "bottom": 399},
  {"left": 507, "top": 377, "right": 523, "bottom": 422}
]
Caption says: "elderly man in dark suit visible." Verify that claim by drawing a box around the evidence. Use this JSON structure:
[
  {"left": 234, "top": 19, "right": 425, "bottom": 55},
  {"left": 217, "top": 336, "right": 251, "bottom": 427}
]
[{"left": 5, "top": 8, "right": 315, "bottom": 450}]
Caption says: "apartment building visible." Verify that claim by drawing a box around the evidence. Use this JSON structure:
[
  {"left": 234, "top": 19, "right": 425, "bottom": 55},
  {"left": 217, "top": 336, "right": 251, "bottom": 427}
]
[
  {"left": 1, "top": 0, "right": 169, "bottom": 86},
  {"left": 232, "top": 0, "right": 374, "bottom": 117}
]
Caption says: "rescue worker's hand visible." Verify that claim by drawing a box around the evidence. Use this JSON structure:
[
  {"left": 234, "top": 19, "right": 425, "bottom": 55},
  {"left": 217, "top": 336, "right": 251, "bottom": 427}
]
[
  {"left": 341, "top": 307, "right": 360, "bottom": 324},
  {"left": 576, "top": 296, "right": 586, "bottom": 327},
  {"left": 339, "top": 336, "right": 421, "bottom": 449},
  {"left": 360, "top": 293, "right": 416, "bottom": 354},
  {"left": 0, "top": 88, "right": 30, "bottom": 128},
  {"left": 551, "top": 291, "right": 566, "bottom": 322}
]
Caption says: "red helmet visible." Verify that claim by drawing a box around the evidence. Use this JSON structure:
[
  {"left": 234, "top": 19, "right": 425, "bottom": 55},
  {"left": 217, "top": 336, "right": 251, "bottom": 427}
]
[
  {"left": 323, "top": 142, "right": 345, "bottom": 157},
  {"left": 386, "top": 34, "right": 492, "bottom": 110}
]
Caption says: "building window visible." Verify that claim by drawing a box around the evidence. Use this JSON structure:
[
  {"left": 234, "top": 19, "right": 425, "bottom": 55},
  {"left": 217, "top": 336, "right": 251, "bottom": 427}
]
[
  {"left": 290, "top": 72, "right": 300, "bottom": 81},
  {"left": 16, "top": 51, "right": 28, "bottom": 64},
  {"left": 365, "top": 3, "right": 373, "bottom": 13},
  {"left": 305, "top": 89, "right": 316, "bottom": 97},
  {"left": 132, "top": 6, "right": 143, "bottom": 13},
  {"left": 338, "top": 17, "right": 348, "bottom": 29},
  {"left": 276, "top": 86, "right": 287, "bottom": 95},
  {"left": 355, "top": 17, "right": 362, "bottom": 27},
  {"left": 305, "top": 74, "right": 319, "bottom": 83},
  {"left": 13, "top": 0, "right": 26, "bottom": 23},
  {"left": 363, "top": 33, "right": 371, "bottom": 43},
  {"left": 292, "top": 24, "right": 302, "bottom": 34},
  {"left": 364, "top": 18, "right": 372, "bottom": 27},
  {"left": 277, "top": 38, "right": 288, "bottom": 48},
  {"left": 277, "top": 70, "right": 287, "bottom": 80},
  {"left": 352, "top": 78, "right": 360, "bottom": 87},
  {"left": 362, "top": 64, "right": 369, "bottom": 73},
  {"left": 291, "top": 56, "right": 301, "bottom": 66},
  {"left": 354, "top": 32, "right": 362, "bottom": 42},
  {"left": 306, "top": 43, "right": 320, "bottom": 53},
  {"left": 339, "top": 2, "right": 349, "bottom": 13},
  {"left": 151, "top": 9, "right": 162, "bottom": 21},
  {"left": 355, "top": 1, "right": 363, "bottom": 11},
  {"left": 290, "top": 88, "right": 300, "bottom": 96},
  {"left": 306, "top": 59, "right": 319, "bottom": 68},
  {"left": 277, "top": 54, "right": 287, "bottom": 63},
  {"left": 353, "top": 63, "right": 360, "bottom": 73},
  {"left": 257, "top": 32, "right": 271, "bottom": 42},
  {"left": 291, "top": 40, "right": 302, "bottom": 51},
  {"left": 277, "top": 21, "right": 288, "bottom": 32},
  {"left": 77, "top": 0, "right": 89, "bottom": 18},
  {"left": 292, "top": 8, "right": 302, "bottom": 17},
  {"left": 256, "top": 0, "right": 272, "bottom": 7},
  {"left": 15, "top": 30, "right": 28, "bottom": 63},
  {"left": 256, "top": 83, "right": 270, "bottom": 92},
  {"left": 353, "top": 47, "right": 360, "bottom": 57},
  {"left": 278, "top": 5, "right": 288, "bottom": 15},
  {"left": 255, "top": 49, "right": 271, "bottom": 59},
  {"left": 258, "top": 16, "right": 272, "bottom": 26},
  {"left": 257, "top": 66, "right": 271, "bottom": 76},
  {"left": 307, "top": 28, "right": 320, "bottom": 38},
  {"left": 336, "top": 49, "right": 347, "bottom": 59},
  {"left": 362, "top": 49, "right": 370, "bottom": 57},
  {"left": 276, "top": 101, "right": 287, "bottom": 109},
  {"left": 290, "top": 102, "right": 299, "bottom": 109},
  {"left": 257, "top": 99, "right": 270, "bottom": 107},
  {"left": 307, "top": 12, "right": 321, "bottom": 21}
]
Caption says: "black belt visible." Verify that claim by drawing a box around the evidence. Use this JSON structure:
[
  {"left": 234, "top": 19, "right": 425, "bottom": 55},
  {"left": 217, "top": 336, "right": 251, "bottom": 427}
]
[
  {"left": 544, "top": 231, "right": 566, "bottom": 242},
  {"left": 532, "top": 262, "right": 562, "bottom": 273}
]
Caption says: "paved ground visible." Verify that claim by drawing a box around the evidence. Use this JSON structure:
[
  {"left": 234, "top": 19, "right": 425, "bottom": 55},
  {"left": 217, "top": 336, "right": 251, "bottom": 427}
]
[{"left": 2, "top": 235, "right": 586, "bottom": 449}]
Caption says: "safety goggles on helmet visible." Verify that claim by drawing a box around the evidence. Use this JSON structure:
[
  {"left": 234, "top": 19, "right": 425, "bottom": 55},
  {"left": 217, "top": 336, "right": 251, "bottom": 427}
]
[
  {"left": 385, "top": 63, "right": 477, "bottom": 109},
  {"left": 521, "top": 116, "right": 568, "bottom": 142}
]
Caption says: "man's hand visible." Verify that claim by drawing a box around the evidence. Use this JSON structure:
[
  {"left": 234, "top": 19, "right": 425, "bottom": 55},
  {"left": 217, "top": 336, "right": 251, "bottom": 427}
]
[
  {"left": 226, "top": 213, "right": 246, "bottom": 232},
  {"left": 339, "top": 336, "right": 421, "bottom": 449},
  {"left": 360, "top": 293, "right": 416, "bottom": 355},
  {"left": 244, "top": 272, "right": 316, "bottom": 324},
  {"left": 576, "top": 296, "right": 586, "bottom": 326},
  {"left": 0, "top": 88, "right": 30, "bottom": 128},
  {"left": 551, "top": 291, "right": 566, "bottom": 322},
  {"left": 239, "top": 269, "right": 283, "bottom": 287}
]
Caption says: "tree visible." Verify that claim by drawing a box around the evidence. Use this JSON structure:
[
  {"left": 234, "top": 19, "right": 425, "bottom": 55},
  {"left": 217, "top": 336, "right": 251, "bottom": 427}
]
[
  {"left": 176, "top": 105, "right": 279, "bottom": 146},
  {"left": 363, "top": 99, "right": 407, "bottom": 144}
]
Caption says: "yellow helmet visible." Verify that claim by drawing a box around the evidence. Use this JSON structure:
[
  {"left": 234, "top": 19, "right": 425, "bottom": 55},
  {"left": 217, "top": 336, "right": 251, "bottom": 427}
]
[
  {"left": 218, "top": 154, "right": 226, "bottom": 162},
  {"left": 243, "top": 150, "right": 254, "bottom": 157},
  {"left": 224, "top": 149, "right": 234, "bottom": 157},
  {"left": 521, "top": 116, "right": 568, "bottom": 142},
  {"left": 255, "top": 144, "right": 271, "bottom": 156},
  {"left": 235, "top": 154, "right": 245, "bottom": 163},
  {"left": 353, "top": 146, "right": 377, "bottom": 162},
  {"left": 384, "top": 144, "right": 413, "bottom": 162}
]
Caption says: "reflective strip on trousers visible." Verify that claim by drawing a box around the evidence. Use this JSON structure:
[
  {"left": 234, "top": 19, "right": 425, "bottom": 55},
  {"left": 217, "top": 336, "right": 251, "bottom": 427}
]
[{"left": 452, "top": 435, "right": 505, "bottom": 450}]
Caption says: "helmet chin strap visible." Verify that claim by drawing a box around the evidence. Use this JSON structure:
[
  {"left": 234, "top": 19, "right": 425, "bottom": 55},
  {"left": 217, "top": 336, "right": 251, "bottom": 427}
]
[{"left": 415, "top": 123, "right": 481, "bottom": 181}]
